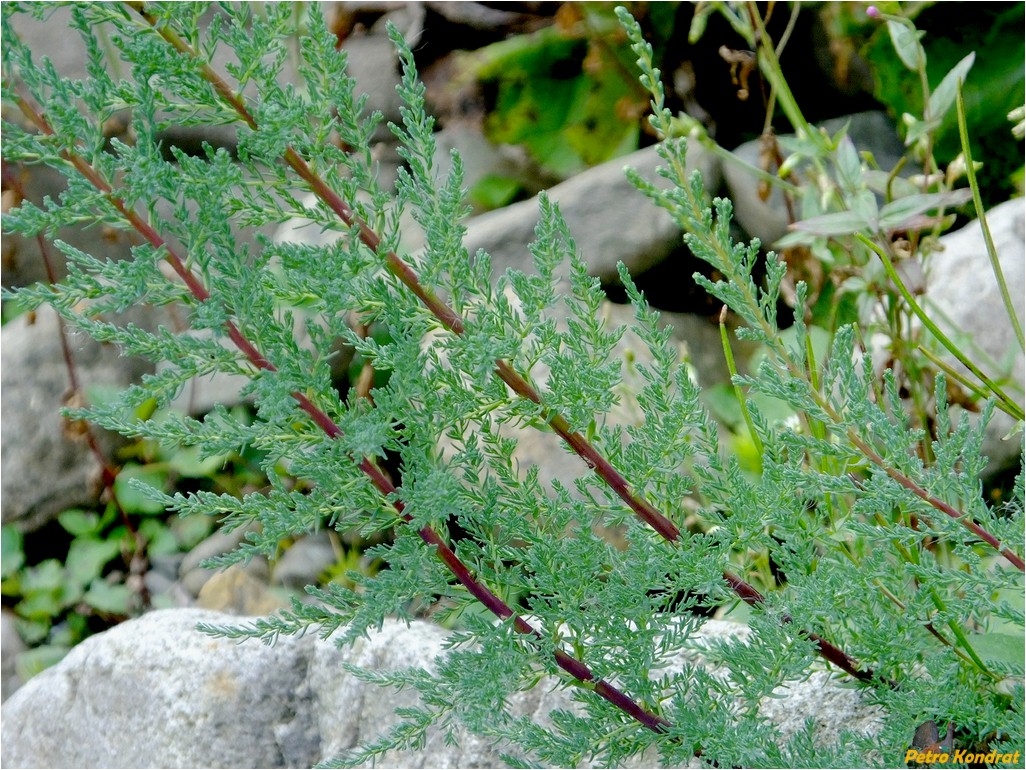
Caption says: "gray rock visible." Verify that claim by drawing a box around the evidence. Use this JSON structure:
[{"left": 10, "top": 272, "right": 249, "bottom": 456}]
[
  {"left": 149, "top": 552, "right": 185, "bottom": 581},
  {"left": 162, "top": 360, "right": 253, "bottom": 416},
  {"left": 1, "top": 608, "right": 331, "bottom": 768},
  {"left": 1, "top": 300, "right": 264, "bottom": 537},
  {"left": 179, "top": 524, "right": 272, "bottom": 601},
  {"left": 342, "top": 33, "right": 404, "bottom": 129},
  {"left": 825, "top": 111, "right": 908, "bottom": 180},
  {"left": 195, "top": 564, "right": 286, "bottom": 616},
  {"left": 142, "top": 569, "right": 176, "bottom": 600},
  {"left": 462, "top": 143, "right": 720, "bottom": 283},
  {"left": 339, "top": 20, "right": 409, "bottom": 188},
  {"left": 922, "top": 199, "right": 1025, "bottom": 474},
  {"left": 160, "top": 306, "right": 350, "bottom": 416},
  {"left": 723, "top": 111, "right": 907, "bottom": 246},
  {"left": 179, "top": 523, "right": 262, "bottom": 577},
  {"left": 0, "top": 305, "right": 154, "bottom": 532},
  {"left": 271, "top": 532, "right": 338, "bottom": 590},
  {"left": 4, "top": 6, "right": 95, "bottom": 85},
  {"left": 0, "top": 608, "right": 882, "bottom": 768},
  {"left": 1, "top": 610, "right": 26, "bottom": 702},
  {"left": 276, "top": 141, "right": 719, "bottom": 287},
  {"left": 2, "top": 165, "right": 138, "bottom": 290},
  {"left": 423, "top": 1, "right": 528, "bottom": 30},
  {"left": 0, "top": 608, "right": 503, "bottom": 769}
]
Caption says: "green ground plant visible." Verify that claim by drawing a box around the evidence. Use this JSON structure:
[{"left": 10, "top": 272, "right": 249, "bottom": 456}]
[
  {"left": 2, "top": 2, "right": 1022, "bottom": 766},
  {"left": 0, "top": 421, "right": 264, "bottom": 678}
]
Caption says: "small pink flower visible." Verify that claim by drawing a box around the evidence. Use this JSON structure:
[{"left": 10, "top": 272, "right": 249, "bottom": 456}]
[{"left": 866, "top": 6, "right": 880, "bottom": 18}]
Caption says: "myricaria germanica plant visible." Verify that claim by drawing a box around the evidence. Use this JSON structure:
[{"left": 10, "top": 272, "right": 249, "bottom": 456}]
[{"left": 2, "top": 2, "right": 1022, "bottom": 766}]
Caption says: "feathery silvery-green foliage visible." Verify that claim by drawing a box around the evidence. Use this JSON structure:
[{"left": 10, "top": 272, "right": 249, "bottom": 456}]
[{"left": 2, "top": 3, "right": 1022, "bottom": 766}]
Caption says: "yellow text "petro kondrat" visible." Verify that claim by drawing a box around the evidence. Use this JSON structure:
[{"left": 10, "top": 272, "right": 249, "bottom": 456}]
[{"left": 904, "top": 748, "right": 1022, "bottom": 765}]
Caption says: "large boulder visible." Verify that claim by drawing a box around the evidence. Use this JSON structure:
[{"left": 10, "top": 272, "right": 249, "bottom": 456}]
[
  {"left": 921, "top": 198, "right": 1025, "bottom": 474},
  {"left": 459, "top": 144, "right": 720, "bottom": 284},
  {"left": 0, "top": 608, "right": 883, "bottom": 768},
  {"left": 0, "top": 609, "right": 495, "bottom": 769},
  {"left": 277, "top": 142, "right": 720, "bottom": 287},
  {"left": 0, "top": 306, "right": 153, "bottom": 532}
]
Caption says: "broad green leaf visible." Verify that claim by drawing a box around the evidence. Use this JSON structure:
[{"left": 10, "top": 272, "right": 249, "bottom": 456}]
[
  {"left": 927, "top": 53, "right": 975, "bottom": 121},
  {"left": 98, "top": 499, "right": 121, "bottom": 529},
  {"left": 50, "top": 612, "right": 89, "bottom": 647},
  {"left": 878, "top": 189, "right": 973, "bottom": 230},
  {"left": 967, "top": 632, "right": 1025, "bottom": 666},
  {"left": 989, "top": 577, "right": 1026, "bottom": 634},
  {"left": 83, "top": 580, "right": 133, "bottom": 615},
  {"left": 171, "top": 514, "right": 214, "bottom": 550},
  {"left": 468, "top": 174, "right": 521, "bottom": 211},
  {"left": 867, "top": 4, "right": 1023, "bottom": 171},
  {"left": 13, "top": 616, "right": 50, "bottom": 646},
  {"left": 65, "top": 537, "right": 122, "bottom": 587},
  {"left": 772, "top": 229, "right": 819, "bottom": 248},
  {"left": 702, "top": 383, "right": 745, "bottom": 430},
  {"left": 789, "top": 209, "right": 871, "bottom": 237},
  {"left": 139, "top": 518, "right": 179, "bottom": 557},
  {"left": 16, "top": 587, "right": 64, "bottom": 621},
  {"left": 834, "top": 135, "right": 863, "bottom": 194},
  {"left": 467, "top": 25, "right": 640, "bottom": 178},
  {"left": 58, "top": 508, "right": 102, "bottom": 537},
  {"left": 114, "top": 464, "right": 168, "bottom": 515},
  {"left": 887, "top": 19, "right": 926, "bottom": 71},
  {"left": 849, "top": 189, "right": 880, "bottom": 227},
  {"left": 166, "top": 445, "right": 227, "bottom": 478},
  {"left": 730, "top": 430, "right": 763, "bottom": 475},
  {"left": 862, "top": 170, "right": 920, "bottom": 198},
  {"left": 1, "top": 525, "right": 24, "bottom": 579},
  {"left": 903, "top": 115, "right": 936, "bottom": 147},
  {"left": 19, "top": 559, "right": 65, "bottom": 595}
]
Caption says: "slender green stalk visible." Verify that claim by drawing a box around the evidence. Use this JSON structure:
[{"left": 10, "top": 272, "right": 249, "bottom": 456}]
[
  {"left": 690, "top": 127, "right": 803, "bottom": 196},
  {"left": 719, "top": 306, "right": 763, "bottom": 458},
  {"left": 866, "top": 511, "right": 1000, "bottom": 678},
  {"left": 956, "top": 85, "right": 1025, "bottom": 351},
  {"left": 917, "top": 345, "right": 994, "bottom": 405},
  {"left": 857, "top": 232, "right": 1024, "bottom": 422},
  {"left": 746, "top": 5, "right": 814, "bottom": 144},
  {"left": 622, "top": 9, "right": 1023, "bottom": 572}
]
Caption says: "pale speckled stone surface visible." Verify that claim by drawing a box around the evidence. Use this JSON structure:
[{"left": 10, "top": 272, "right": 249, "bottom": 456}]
[
  {"left": 920, "top": 199, "right": 1025, "bottom": 474},
  {"left": 0, "top": 609, "right": 883, "bottom": 768}
]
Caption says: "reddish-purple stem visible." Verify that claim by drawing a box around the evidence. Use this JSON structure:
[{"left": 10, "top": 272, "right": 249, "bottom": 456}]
[
  {"left": 11, "top": 89, "right": 670, "bottom": 737},
  {"left": 853, "top": 438, "right": 1024, "bottom": 572},
  {"left": 118, "top": 6, "right": 894, "bottom": 685}
]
